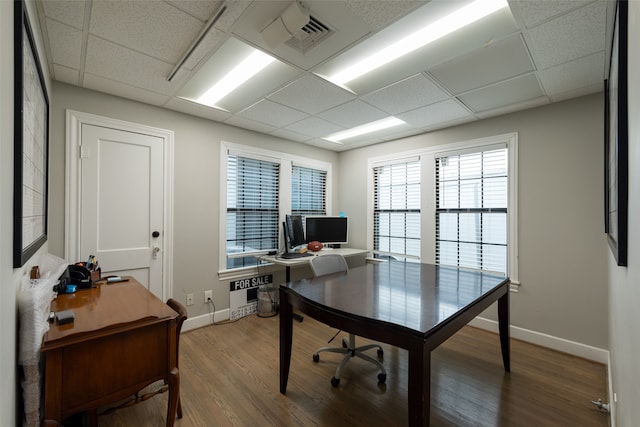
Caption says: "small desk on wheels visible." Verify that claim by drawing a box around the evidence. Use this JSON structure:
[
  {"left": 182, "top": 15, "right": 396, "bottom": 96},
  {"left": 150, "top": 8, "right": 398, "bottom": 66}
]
[
  {"left": 41, "top": 278, "right": 180, "bottom": 427},
  {"left": 279, "top": 261, "right": 510, "bottom": 426}
]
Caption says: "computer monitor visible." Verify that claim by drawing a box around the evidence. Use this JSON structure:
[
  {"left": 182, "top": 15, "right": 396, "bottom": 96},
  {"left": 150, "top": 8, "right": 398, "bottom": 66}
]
[
  {"left": 284, "top": 214, "right": 305, "bottom": 251},
  {"left": 305, "top": 216, "right": 348, "bottom": 246}
]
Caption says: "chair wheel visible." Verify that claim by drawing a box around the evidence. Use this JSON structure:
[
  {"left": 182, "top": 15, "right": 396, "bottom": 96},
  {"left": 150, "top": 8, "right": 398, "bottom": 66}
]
[
  {"left": 313, "top": 354, "right": 319, "bottom": 363},
  {"left": 377, "top": 349, "right": 384, "bottom": 360},
  {"left": 377, "top": 373, "right": 387, "bottom": 384},
  {"left": 331, "top": 377, "right": 340, "bottom": 387}
]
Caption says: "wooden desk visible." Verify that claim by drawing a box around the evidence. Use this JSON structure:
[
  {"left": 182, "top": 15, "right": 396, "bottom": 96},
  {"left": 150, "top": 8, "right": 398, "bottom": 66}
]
[
  {"left": 41, "top": 278, "right": 179, "bottom": 426},
  {"left": 279, "top": 261, "right": 510, "bottom": 426}
]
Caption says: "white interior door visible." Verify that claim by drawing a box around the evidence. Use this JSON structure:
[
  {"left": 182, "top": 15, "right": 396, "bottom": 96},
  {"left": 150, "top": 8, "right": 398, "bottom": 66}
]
[{"left": 79, "top": 123, "right": 164, "bottom": 297}]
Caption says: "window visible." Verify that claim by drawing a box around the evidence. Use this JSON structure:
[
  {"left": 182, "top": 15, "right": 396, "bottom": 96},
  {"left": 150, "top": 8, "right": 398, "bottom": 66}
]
[
  {"left": 221, "top": 142, "right": 332, "bottom": 272},
  {"left": 373, "top": 159, "right": 420, "bottom": 261},
  {"left": 226, "top": 155, "right": 280, "bottom": 269},
  {"left": 368, "top": 133, "right": 518, "bottom": 282},
  {"left": 292, "top": 165, "right": 326, "bottom": 219},
  {"left": 435, "top": 148, "right": 508, "bottom": 274}
]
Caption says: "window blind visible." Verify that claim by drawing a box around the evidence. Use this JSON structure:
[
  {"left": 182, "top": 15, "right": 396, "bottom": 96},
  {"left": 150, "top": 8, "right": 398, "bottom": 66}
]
[
  {"left": 292, "top": 165, "right": 326, "bottom": 219},
  {"left": 226, "top": 155, "right": 279, "bottom": 268},
  {"left": 373, "top": 160, "right": 420, "bottom": 260},
  {"left": 435, "top": 148, "right": 507, "bottom": 273}
]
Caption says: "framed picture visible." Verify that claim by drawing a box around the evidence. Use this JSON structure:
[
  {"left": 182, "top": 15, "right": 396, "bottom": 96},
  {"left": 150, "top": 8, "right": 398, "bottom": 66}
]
[
  {"left": 13, "top": 0, "right": 50, "bottom": 267},
  {"left": 604, "top": 0, "right": 628, "bottom": 266}
]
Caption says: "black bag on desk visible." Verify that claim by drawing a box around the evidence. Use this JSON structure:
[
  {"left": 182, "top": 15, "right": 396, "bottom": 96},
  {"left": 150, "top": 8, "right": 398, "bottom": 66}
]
[{"left": 56, "top": 264, "right": 92, "bottom": 292}]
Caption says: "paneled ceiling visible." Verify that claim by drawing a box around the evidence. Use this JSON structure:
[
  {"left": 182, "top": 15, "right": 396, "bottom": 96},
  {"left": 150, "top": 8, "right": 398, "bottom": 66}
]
[{"left": 36, "top": 0, "right": 615, "bottom": 151}]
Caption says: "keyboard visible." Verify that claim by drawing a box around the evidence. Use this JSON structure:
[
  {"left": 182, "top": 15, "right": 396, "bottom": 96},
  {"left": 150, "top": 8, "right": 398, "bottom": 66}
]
[{"left": 280, "top": 252, "right": 314, "bottom": 259}]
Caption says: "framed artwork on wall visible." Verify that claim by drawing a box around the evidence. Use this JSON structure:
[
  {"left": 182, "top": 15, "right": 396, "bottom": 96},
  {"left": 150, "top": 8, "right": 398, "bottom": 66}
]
[
  {"left": 13, "top": 0, "right": 50, "bottom": 267},
  {"left": 604, "top": 0, "right": 628, "bottom": 267}
]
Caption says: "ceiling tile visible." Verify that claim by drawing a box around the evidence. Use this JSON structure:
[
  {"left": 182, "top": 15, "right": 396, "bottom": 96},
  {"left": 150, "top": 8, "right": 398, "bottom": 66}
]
[
  {"left": 165, "top": 0, "right": 225, "bottom": 21},
  {"left": 268, "top": 75, "right": 355, "bottom": 115},
  {"left": 164, "top": 98, "right": 233, "bottom": 122},
  {"left": 510, "top": 0, "right": 594, "bottom": 28},
  {"left": 53, "top": 64, "right": 79, "bottom": 85},
  {"left": 397, "top": 99, "right": 473, "bottom": 128},
  {"left": 318, "top": 100, "right": 388, "bottom": 128},
  {"left": 224, "top": 115, "right": 278, "bottom": 134},
  {"left": 539, "top": 51, "right": 605, "bottom": 96},
  {"left": 525, "top": 1, "right": 607, "bottom": 70},
  {"left": 236, "top": 99, "right": 309, "bottom": 128},
  {"left": 89, "top": 0, "right": 204, "bottom": 64},
  {"left": 459, "top": 74, "right": 545, "bottom": 112},
  {"left": 41, "top": 0, "right": 85, "bottom": 29},
  {"left": 344, "top": 0, "right": 424, "bottom": 30},
  {"left": 429, "top": 34, "right": 535, "bottom": 94},
  {"left": 284, "top": 117, "right": 345, "bottom": 139},
  {"left": 45, "top": 19, "right": 82, "bottom": 69},
  {"left": 362, "top": 74, "right": 450, "bottom": 114},
  {"left": 83, "top": 74, "right": 170, "bottom": 106},
  {"left": 269, "top": 128, "right": 313, "bottom": 143},
  {"left": 84, "top": 36, "right": 188, "bottom": 94}
]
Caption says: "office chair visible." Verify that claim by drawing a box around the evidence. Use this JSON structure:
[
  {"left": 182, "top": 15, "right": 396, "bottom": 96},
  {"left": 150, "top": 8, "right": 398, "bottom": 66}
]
[{"left": 310, "top": 254, "right": 387, "bottom": 387}]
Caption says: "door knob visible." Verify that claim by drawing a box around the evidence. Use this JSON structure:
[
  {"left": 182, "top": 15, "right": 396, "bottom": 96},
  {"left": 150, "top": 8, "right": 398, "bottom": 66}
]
[
  {"left": 153, "top": 246, "right": 160, "bottom": 259},
  {"left": 152, "top": 231, "right": 160, "bottom": 238}
]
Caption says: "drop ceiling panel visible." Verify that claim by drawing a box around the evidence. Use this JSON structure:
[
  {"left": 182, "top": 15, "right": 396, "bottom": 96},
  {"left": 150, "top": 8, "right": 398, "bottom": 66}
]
[
  {"left": 53, "top": 64, "right": 79, "bottom": 85},
  {"left": 510, "top": 0, "right": 593, "bottom": 28},
  {"left": 165, "top": 97, "right": 233, "bottom": 122},
  {"left": 83, "top": 74, "right": 170, "bottom": 107},
  {"left": 429, "top": 34, "right": 534, "bottom": 95},
  {"left": 84, "top": 36, "right": 188, "bottom": 94},
  {"left": 459, "top": 73, "right": 545, "bottom": 112},
  {"left": 398, "top": 99, "right": 473, "bottom": 128},
  {"left": 525, "top": 1, "right": 607, "bottom": 70},
  {"left": 165, "top": 0, "right": 224, "bottom": 21},
  {"left": 90, "top": 0, "right": 205, "bottom": 63},
  {"left": 318, "top": 100, "right": 388, "bottom": 128},
  {"left": 268, "top": 75, "right": 355, "bottom": 115},
  {"left": 362, "top": 74, "right": 450, "bottom": 114},
  {"left": 539, "top": 51, "right": 604, "bottom": 96},
  {"left": 344, "top": 0, "right": 425, "bottom": 30},
  {"left": 269, "top": 128, "right": 313, "bottom": 143},
  {"left": 237, "top": 99, "right": 309, "bottom": 128},
  {"left": 284, "top": 116, "right": 344, "bottom": 138},
  {"left": 224, "top": 115, "right": 279, "bottom": 134},
  {"left": 41, "top": 0, "right": 85, "bottom": 29},
  {"left": 45, "top": 19, "right": 82, "bottom": 69}
]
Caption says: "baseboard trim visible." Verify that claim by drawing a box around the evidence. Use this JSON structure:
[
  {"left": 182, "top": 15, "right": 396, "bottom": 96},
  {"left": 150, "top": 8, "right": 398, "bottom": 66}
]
[
  {"left": 469, "top": 317, "right": 609, "bottom": 364},
  {"left": 182, "top": 309, "right": 230, "bottom": 332}
]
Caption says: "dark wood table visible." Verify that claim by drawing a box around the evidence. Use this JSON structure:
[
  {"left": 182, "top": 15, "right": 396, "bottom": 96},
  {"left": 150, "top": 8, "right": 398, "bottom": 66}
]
[
  {"left": 279, "top": 261, "right": 510, "bottom": 426},
  {"left": 41, "top": 278, "right": 180, "bottom": 426}
]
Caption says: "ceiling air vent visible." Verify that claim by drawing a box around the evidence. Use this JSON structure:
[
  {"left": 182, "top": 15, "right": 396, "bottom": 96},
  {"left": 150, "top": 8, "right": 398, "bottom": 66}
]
[{"left": 285, "top": 16, "right": 334, "bottom": 53}]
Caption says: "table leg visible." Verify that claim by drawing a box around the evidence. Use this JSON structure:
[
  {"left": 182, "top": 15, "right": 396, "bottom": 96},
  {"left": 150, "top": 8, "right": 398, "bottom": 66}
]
[
  {"left": 279, "top": 289, "right": 293, "bottom": 393},
  {"left": 407, "top": 343, "right": 430, "bottom": 427},
  {"left": 498, "top": 288, "right": 510, "bottom": 372}
]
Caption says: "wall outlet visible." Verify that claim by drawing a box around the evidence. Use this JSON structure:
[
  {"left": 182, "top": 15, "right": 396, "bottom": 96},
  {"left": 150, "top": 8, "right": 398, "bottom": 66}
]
[
  {"left": 186, "top": 293, "right": 194, "bottom": 306},
  {"left": 204, "top": 290, "right": 213, "bottom": 303}
]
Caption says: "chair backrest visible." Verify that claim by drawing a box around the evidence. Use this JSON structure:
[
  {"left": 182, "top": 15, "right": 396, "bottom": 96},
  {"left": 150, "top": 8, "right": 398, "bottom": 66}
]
[
  {"left": 310, "top": 254, "right": 348, "bottom": 277},
  {"left": 167, "top": 298, "right": 188, "bottom": 366}
]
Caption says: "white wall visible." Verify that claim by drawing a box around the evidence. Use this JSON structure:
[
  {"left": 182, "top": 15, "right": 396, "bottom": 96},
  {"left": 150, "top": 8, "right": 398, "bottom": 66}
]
[
  {"left": 608, "top": 1, "right": 640, "bottom": 425},
  {"left": 340, "top": 94, "right": 609, "bottom": 352}
]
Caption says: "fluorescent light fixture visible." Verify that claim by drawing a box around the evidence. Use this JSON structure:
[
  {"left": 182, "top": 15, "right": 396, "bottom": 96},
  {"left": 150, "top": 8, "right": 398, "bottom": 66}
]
[
  {"left": 324, "top": 117, "right": 406, "bottom": 143},
  {"left": 328, "top": 0, "right": 508, "bottom": 86},
  {"left": 197, "top": 50, "right": 275, "bottom": 107}
]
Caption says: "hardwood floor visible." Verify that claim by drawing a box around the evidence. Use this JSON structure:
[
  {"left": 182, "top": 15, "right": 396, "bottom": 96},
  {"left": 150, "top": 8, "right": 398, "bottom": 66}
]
[{"left": 94, "top": 314, "right": 609, "bottom": 426}]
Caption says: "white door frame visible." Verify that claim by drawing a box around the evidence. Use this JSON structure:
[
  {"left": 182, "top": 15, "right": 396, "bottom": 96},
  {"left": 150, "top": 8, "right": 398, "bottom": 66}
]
[{"left": 65, "top": 109, "right": 174, "bottom": 301}]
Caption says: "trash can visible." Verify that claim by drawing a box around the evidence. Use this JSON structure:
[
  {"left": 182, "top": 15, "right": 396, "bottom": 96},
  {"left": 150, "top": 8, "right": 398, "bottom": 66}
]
[{"left": 257, "top": 285, "right": 278, "bottom": 317}]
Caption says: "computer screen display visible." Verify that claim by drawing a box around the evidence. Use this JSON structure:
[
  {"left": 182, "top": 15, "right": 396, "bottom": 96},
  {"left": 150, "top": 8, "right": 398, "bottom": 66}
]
[
  {"left": 284, "top": 214, "right": 305, "bottom": 249},
  {"left": 305, "top": 216, "right": 348, "bottom": 245}
]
